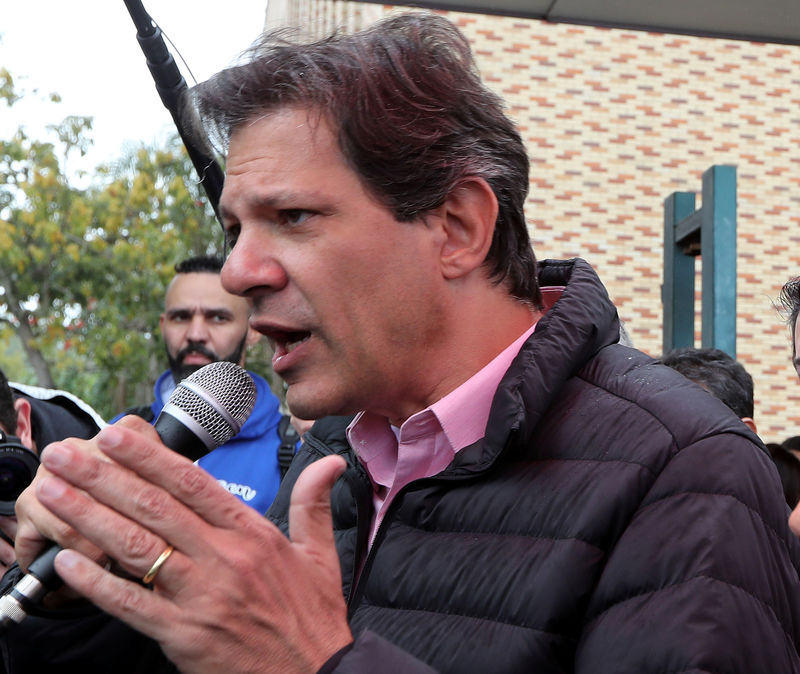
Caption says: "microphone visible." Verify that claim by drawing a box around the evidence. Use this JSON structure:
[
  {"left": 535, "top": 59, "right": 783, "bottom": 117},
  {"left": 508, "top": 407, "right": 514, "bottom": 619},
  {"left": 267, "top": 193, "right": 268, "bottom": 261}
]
[
  {"left": 0, "top": 361, "right": 257, "bottom": 632},
  {"left": 123, "top": 0, "right": 226, "bottom": 228}
]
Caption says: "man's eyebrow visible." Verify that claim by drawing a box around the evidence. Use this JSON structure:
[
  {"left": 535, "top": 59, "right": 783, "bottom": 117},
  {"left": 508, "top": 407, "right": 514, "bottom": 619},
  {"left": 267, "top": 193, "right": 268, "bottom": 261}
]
[
  {"left": 165, "top": 307, "right": 234, "bottom": 318},
  {"left": 204, "top": 308, "right": 235, "bottom": 318},
  {"left": 219, "top": 191, "right": 313, "bottom": 221}
]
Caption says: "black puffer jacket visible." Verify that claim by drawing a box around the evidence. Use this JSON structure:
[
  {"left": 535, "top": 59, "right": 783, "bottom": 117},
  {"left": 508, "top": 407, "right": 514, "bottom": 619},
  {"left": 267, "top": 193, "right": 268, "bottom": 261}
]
[{"left": 270, "top": 258, "right": 800, "bottom": 673}]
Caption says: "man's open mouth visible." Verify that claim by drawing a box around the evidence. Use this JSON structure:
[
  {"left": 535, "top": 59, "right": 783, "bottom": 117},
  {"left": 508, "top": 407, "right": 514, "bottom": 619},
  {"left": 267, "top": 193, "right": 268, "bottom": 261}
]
[{"left": 268, "top": 329, "right": 312, "bottom": 356}]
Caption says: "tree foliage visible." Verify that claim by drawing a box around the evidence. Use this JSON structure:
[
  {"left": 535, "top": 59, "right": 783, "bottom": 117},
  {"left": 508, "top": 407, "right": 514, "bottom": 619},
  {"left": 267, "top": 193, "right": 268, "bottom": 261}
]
[
  {"left": 56, "top": 139, "right": 227, "bottom": 416},
  {"left": 0, "top": 69, "right": 279, "bottom": 419}
]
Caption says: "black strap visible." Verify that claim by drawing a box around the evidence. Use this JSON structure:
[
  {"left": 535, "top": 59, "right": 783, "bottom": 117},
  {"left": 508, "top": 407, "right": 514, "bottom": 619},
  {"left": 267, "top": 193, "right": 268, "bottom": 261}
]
[{"left": 277, "top": 415, "right": 300, "bottom": 478}]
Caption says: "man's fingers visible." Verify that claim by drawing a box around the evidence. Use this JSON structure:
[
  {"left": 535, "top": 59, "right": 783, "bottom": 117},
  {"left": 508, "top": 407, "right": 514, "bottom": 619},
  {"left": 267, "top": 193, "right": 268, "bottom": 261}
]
[
  {"left": 0, "top": 515, "right": 18, "bottom": 543},
  {"left": 0, "top": 515, "right": 16, "bottom": 568},
  {"left": 288, "top": 456, "right": 346, "bottom": 554},
  {"left": 115, "top": 413, "right": 163, "bottom": 437},
  {"left": 54, "top": 548, "right": 179, "bottom": 642},
  {"left": 0, "top": 537, "right": 15, "bottom": 569},
  {"left": 44, "top": 426, "right": 245, "bottom": 536},
  {"left": 14, "top": 462, "right": 106, "bottom": 571},
  {"left": 93, "top": 425, "right": 254, "bottom": 530},
  {"left": 36, "top": 432, "right": 273, "bottom": 589}
]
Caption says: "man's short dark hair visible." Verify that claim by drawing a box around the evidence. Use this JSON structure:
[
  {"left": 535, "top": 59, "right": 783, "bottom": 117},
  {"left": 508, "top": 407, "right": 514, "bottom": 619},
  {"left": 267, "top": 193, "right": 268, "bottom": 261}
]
[
  {"left": 0, "top": 370, "right": 16, "bottom": 434},
  {"left": 174, "top": 255, "right": 224, "bottom": 275},
  {"left": 767, "top": 443, "right": 800, "bottom": 508},
  {"left": 778, "top": 277, "right": 800, "bottom": 360},
  {"left": 191, "top": 12, "right": 540, "bottom": 306},
  {"left": 783, "top": 436, "right": 800, "bottom": 452},
  {"left": 659, "top": 347, "right": 754, "bottom": 420}
]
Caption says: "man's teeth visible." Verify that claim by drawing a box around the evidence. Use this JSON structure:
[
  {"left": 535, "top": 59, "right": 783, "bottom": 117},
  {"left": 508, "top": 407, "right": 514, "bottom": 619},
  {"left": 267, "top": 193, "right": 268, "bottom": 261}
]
[{"left": 285, "top": 335, "right": 309, "bottom": 353}]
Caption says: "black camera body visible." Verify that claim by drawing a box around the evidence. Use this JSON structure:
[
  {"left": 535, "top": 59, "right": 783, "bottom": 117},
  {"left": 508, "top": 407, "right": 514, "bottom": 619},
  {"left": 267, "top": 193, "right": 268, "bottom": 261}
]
[{"left": 0, "top": 430, "right": 39, "bottom": 516}]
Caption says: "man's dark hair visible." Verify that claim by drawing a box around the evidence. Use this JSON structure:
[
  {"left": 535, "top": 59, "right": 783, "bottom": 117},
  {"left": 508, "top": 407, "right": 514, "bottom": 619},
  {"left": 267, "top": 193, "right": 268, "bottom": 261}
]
[
  {"left": 767, "top": 443, "right": 800, "bottom": 508},
  {"left": 0, "top": 369, "right": 16, "bottom": 434},
  {"left": 191, "top": 12, "right": 540, "bottom": 306},
  {"left": 778, "top": 277, "right": 800, "bottom": 361},
  {"left": 783, "top": 436, "right": 800, "bottom": 452},
  {"left": 174, "top": 255, "right": 224, "bottom": 275},
  {"left": 659, "top": 347, "right": 754, "bottom": 420}
]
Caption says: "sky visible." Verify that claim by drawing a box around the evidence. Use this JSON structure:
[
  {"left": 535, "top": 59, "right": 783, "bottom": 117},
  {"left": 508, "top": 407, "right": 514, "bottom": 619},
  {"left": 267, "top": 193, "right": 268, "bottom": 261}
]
[{"left": 1, "top": 1, "right": 269, "bottom": 172}]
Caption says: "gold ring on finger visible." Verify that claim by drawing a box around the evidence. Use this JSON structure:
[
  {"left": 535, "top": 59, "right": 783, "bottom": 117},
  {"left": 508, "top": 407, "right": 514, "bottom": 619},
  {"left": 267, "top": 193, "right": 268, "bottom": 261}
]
[{"left": 142, "top": 545, "right": 174, "bottom": 585}]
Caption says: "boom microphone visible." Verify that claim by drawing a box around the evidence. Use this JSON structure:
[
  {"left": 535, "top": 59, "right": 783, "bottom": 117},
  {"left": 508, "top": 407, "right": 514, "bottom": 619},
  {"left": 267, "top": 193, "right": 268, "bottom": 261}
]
[
  {"left": 0, "top": 361, "right": 257, "bottom": 633},
  {"left": 123, "top": 0, "right": 226, "bottom": 227}
]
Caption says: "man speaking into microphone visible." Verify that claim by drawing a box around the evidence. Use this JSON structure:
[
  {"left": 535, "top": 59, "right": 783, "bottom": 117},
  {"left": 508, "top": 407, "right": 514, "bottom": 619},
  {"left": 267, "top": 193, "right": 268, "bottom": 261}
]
[{"left": 5, "top": 12, "right": 800, "bottom": 674}]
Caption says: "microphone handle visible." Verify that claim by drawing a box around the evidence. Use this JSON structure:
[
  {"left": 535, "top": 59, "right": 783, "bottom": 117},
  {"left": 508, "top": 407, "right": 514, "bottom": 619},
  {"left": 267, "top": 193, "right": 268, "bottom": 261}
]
[
  {"left": 0, "top": 543, "right": 61, "bottom": 631},
  {"left": 22, "top": 543, "right": 62, "bottom": 589}
]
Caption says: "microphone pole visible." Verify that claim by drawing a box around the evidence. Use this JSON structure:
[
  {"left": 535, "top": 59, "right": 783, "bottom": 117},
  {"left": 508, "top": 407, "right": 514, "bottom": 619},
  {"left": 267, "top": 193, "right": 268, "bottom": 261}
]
[{"left": 122, "top": 0, "right": 225, "bottom": 228}]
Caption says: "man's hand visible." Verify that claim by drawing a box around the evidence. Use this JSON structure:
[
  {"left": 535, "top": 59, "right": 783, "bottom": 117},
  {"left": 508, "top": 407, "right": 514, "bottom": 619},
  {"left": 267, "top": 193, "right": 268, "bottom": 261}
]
[
  {"left": 33, "top": 421, "right": 353, "bottom": 674},
  {"left": 14, "top": 427, "right": 120, "bottom": 576},
  {"left": 0, "top": 516, "right": 17, "bottom": 573}
]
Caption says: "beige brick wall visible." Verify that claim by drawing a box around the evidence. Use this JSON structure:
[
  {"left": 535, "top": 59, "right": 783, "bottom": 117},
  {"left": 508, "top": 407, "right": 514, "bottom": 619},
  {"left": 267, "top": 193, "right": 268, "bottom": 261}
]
[{"left": 266, "top": 2, "right": 800, "bottom": 443}]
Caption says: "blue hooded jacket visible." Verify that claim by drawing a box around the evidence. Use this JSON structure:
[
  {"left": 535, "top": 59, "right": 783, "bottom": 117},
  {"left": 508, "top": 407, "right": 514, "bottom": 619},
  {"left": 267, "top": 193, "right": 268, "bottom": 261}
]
[{"left": 112, "top": 369, "right": 285, "bottom": 515}]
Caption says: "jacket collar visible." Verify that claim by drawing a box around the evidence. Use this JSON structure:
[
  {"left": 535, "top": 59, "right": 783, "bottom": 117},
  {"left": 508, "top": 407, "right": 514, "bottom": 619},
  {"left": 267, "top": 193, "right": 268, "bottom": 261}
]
[{"left": 443, "top": 258, "right": 621, "bottom": 477}]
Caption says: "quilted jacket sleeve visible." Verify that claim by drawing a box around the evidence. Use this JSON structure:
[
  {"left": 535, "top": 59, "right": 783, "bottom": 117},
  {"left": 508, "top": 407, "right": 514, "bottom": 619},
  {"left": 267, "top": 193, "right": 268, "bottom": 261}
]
[
  {"left": 320, "top": 631, "right": 436, "bottom": 674},
  {"left": 575, "top": 430, "right": 800, "bottom": 673}
]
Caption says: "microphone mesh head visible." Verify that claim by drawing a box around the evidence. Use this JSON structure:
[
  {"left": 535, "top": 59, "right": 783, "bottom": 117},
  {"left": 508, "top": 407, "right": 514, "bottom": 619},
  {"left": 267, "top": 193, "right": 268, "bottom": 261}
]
[{"left": 168, "top": 362, "right": 257, "bottom": 448}]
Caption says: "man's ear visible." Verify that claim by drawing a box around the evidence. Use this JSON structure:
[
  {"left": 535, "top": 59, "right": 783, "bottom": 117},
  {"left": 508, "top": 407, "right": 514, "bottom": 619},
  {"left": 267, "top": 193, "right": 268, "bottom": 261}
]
[
  {"left": 741, "top": 417, "right": 758, "bottom": 434},
  {"left": 12, "top": 398, "right": 35, "bottom": 454},
  {"left": 437, "top": 177, "right": 498, "bottom": 280}
]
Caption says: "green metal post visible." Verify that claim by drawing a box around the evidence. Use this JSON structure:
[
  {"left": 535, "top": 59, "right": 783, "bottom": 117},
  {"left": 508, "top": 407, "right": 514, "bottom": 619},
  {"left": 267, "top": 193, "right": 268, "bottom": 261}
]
[
  {"left": 662, "top": 192, "right": 697, "bottom": 352},
  {"left": 700, "top": 165, "right": 737, "bottom": 357}
]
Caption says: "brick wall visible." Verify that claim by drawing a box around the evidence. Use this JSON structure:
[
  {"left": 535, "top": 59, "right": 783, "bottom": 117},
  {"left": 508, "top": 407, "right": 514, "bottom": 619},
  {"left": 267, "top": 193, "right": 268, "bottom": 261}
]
[{"left": 266, "top": 2, "right": 800, "bottom": 442}]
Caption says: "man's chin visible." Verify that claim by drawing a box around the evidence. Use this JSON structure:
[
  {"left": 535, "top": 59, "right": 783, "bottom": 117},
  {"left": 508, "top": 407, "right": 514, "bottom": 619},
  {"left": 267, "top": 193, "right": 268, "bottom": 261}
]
[{"left": 286, "top": 384, "right": 353, "bottom": 422}]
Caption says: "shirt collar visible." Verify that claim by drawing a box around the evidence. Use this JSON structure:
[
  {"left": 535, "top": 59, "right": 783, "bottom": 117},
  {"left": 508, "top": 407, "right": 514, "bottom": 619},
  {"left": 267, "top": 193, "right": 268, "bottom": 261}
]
[{"left": 347, "top": 317, "right": 540, "bottom": 475}]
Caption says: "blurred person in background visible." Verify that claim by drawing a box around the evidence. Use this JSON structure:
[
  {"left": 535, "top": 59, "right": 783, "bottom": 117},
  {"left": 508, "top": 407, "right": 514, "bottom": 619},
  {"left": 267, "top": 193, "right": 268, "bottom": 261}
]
[
  {"left": 783, "top": 435, "right": 800, "bottom": 461},
  {"left": 766, "top": 443, "right": 800, "bottom": 509},
  {"left": 0, "top": 368, "right": 103, "bottom": 572},
  {"left": 659, "top": 347, "right": 757, "bottom": 433}
]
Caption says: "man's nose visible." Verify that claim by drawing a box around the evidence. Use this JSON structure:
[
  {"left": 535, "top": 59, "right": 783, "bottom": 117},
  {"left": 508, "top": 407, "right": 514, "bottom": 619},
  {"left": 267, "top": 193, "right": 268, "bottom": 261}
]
[
  {"left": 221, "top": 231, "right": 289, "bottom": 298},
  {"left": 186, "top": 315, "right": 209, "bottom": 341}
]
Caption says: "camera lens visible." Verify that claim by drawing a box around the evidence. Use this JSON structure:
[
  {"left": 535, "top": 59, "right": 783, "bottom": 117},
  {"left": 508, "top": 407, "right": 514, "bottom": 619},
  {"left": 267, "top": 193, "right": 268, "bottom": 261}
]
[
  {"left": 0, "top": 457, "right": 31, "bottom": 496},
  {"left": 0, "top": 446, "right": 39, "bottom": 516}
]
